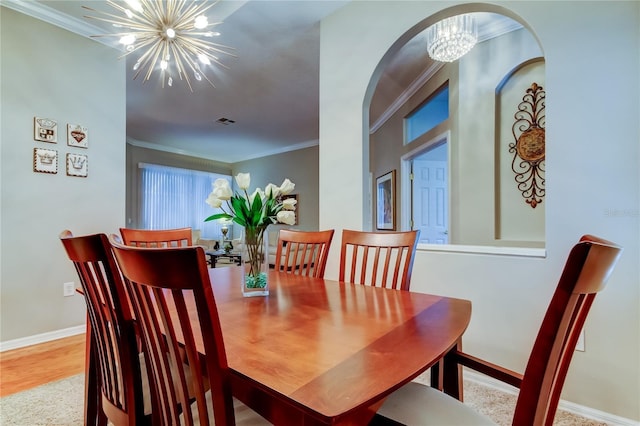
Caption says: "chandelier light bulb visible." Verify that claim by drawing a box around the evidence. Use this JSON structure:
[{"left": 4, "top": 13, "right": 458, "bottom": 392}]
[
  {"left": 198, "top": 54, "right": 210, "bottom": 65},
  {"left": 426, "top": 14, "right": 478, "bottom": 62},
  {"left": 119, "top": 34, "right": 136, "bottom": 46},
  {"left": 160, "top": 59, "right": 168, "bottom": 70},
  {"left": 166, "top": 28, "right": 176, "bottom": 39},
  {"left": 194, "top": 15, "right": 208, "bottom": 29},
  {"left": 123, "top": 0, "right": 143, "bottom": 13}
]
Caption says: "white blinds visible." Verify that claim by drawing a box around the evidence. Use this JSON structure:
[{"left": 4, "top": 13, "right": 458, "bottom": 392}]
[{"left": 138, "top": 163, "right": 231, "bottom": 239}]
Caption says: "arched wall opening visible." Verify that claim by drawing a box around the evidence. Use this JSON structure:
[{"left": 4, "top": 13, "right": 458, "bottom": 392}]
[{"left": 364, "top": 3, "right": 546, "bottom": 253}]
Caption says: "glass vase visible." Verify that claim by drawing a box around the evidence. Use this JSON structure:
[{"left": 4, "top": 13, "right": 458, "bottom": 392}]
[{"left": 241, "top": 227, "right": 269, "bottom": 297}]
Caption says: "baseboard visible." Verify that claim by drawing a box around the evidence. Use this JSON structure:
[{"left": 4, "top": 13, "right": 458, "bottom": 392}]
[
  {"left": 465, "top": 370, "right": 640, "bottom": 426},
  {"left": 0, "top": 325, "right": 86, "bottom": 352}
]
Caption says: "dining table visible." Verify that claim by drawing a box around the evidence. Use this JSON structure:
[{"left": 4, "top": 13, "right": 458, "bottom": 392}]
[{"left": 84, "top": 266, "right": 472, "bottom": 425}]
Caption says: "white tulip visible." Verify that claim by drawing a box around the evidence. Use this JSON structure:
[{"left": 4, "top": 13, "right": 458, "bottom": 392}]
[
  {"left": 264, "top": 183, "right": 280, "bottom": 199},
  {"left": 282, "top": 197, "right": 297, "bottom": 210},
  {"left": 279, "top": 178, "right": 295, "bottom": 195},
  {"left": 212, "top": 178, "right": 229, "bottom": 189},
  {"left": 235, "top": 173, "right": 251, "bottom": 190},
  {"left": 213, "top": 185, "right": 232, "bottom": 200},
  {"left": 205, "top": 193, "right": 222, "bottom": 208},
  {"left": 277, "top": 210, "right": 296, "bottom": 225}
]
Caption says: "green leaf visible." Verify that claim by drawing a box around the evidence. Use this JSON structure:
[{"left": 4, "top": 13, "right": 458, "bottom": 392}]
[{"left": 204, "top": 213, "right": 231, "bottom": 222}]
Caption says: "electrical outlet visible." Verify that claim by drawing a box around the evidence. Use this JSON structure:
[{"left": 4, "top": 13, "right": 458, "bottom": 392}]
[
  {"left": 63, "top": 282, "right": 75, "bottom": 297},
  {"left": 575, "top": 328, "right": 585, "bottom": 352}
]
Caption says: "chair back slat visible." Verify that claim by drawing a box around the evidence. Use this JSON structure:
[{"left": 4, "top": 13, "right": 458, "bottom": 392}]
[
  {"left": 110, "top": 237, "right": 236, "bottom": 426},
  {"left": 514, "top": 235, "right": 623, "bottom": 426},
  {"left": 274, "top": 229, "right": 334, "bottom": 278},
  {"left": 120, "top": 227, "right": 192, "bottom": 248},
  {"left": 59, "top": 230, "right": 145, "bottom": 426},
  {"left": 339, "top": 230, "right": 419, "bottom": 291}
]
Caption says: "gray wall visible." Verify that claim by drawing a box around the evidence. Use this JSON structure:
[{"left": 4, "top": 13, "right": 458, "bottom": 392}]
[
  {"left": 0, "top": 7, "right": 126, "bottom": 341},
  {"left": 233, "top": 146, "right": 320, "bottom": 232}
]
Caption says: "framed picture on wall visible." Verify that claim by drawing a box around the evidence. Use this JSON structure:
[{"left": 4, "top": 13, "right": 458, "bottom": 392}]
[
  {"left": 67, "top": 124, "right": 89, "bottom": 148},
  {"left": 282, "top": 194, "right": 299, "bottom": 225},
  {"left": 34, "top": 117, "right": 58, "bottom": 143},
  {"left": 33, "top": 148, "right": 58, "bottom": 174},
  {"left": 376, "top": 170, "right": 395, "bottom": 230},
  {"left": 66, "top": 153, "right": 88, "bottom": 177}
]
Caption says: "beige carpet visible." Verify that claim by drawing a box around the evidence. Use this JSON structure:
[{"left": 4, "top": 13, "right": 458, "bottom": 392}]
[
  {"left": 413, "top": 372, "right": 609, "bottom": 426},
  {"left": 0, "top": 373, "right": 610, "bottom": 425}
]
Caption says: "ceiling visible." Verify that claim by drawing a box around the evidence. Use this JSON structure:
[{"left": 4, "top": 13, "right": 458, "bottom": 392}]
[{"left": 5, "top": 1, "right": 520, "bottom": 163}]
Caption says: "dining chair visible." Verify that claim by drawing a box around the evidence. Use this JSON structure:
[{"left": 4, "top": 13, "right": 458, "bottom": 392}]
[
  {"left": 59, "top": 230, "right": 151, "bottom": 426},
  {"left": 119, "top": 227, "right": 192, "bottom": 248},
  {"left": 274, "top": 229, "right": 335, "bottom": 278},
  {"left": 109, "top": 236, "right": 270, "bottom": 425},
  {"left": 375, "top": 234, "right": 623, "bottom": 426},
  {"left": 339, "top": 229, "right": 419, "bottom": 291}
]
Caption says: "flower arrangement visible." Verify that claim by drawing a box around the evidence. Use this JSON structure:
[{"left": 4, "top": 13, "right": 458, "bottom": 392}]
[{"left": 205, "top": 173, "right": 297, "bottom": 294}]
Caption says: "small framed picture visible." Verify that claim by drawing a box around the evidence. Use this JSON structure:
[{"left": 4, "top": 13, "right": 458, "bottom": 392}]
[
  {"left": 33, "top": 148, "right": 58, "bottom": 174},
  {"left": 34, "top": 117, "right": 58, "bottom": 143},
  {"left": 376, "top": 170, "right": 395, "bottom": 230},
  {"left": 67, "top": 124, "right": 88, "bottom": 148},
  {"left": 66, "top": 153, "right": 88, "bottom": 177}
]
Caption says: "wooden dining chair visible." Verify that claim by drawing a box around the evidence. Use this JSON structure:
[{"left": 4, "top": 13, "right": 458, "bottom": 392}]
[
  {"left": 119, "top": 227, "right": 192, "bottom": 248},
  {"left": 274, "top": 229, "right": 335, "bottom": 278},
  {"left": 375, "top": 234, "right": 623, "bottom": 426},
  {"left": 109, "top": 236, "right": 270, "bottom": 426},
  {"left": 59, "top": 230, "right": 150, "bottom": 426},
  {"left": 339, "top": 229, "right": 419, "bottom": 291}
]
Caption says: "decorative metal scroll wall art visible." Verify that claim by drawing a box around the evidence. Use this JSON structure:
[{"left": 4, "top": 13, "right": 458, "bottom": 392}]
[{"left": 509, "top": 82, "right": 546, "bottom": 208}]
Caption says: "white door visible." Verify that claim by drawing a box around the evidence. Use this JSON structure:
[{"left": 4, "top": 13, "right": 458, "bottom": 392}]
[{"left": 412, "top": 159, "right": 448, "bottom": 244}]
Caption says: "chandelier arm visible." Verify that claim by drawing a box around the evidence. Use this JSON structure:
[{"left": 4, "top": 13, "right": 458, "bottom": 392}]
[
  {"left": 134, "top": 39, "right": 164, "bottom": 81},
  {"left": 164, "top": 0, "right": 179, "bottom": 23},
  {"left": 106, "top": 0, "right": 157, "bottom": 28},
  {"left": 172, "top": 39, "right": 215, "bottom": 87},
  {"left": 186, "top": 37, "right": 237, "bottom": 57},
  {"left": 170, "top": 44, "right": 195, "bottom": 92},
  {"left": 142, "top": 44, "right": 165, "bottom": 82},
  {"left": 177, "top": 38, "right": 231, "bottom": 70},
  {"left": 127, "top": 36, "right": 164, "bottom": 64},
  {"left": 171, "top": 40, "right": 200, "bottom": 75},
  {"left": 175, "top": 0, "right": 219, "bottom": 29}
]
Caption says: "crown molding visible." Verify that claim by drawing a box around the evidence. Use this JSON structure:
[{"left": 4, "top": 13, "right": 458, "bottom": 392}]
[
  {"left": 1, "top": 0, "right": 117, "bottom": 48},
  {"left": 477, "top": 15, "right": 523, "bottom": 43},
  {"left": 126, "top": 137, "right": 318, "bottom": 164},
  {"left": 370, "top": 62, "right": 444, "bottom": 134}
]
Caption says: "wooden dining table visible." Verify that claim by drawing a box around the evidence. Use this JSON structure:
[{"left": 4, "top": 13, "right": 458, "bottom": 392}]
[{"left": 84, "top": 266, "right": 471, "bottom": 425}]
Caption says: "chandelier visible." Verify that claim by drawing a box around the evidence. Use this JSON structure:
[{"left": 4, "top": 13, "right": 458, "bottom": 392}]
[
  {"left": 84, "top": 0, "right": 235, "bottom": 91},
  {"left": 426, "top": 14, "right": 478, "bottom": 62}
]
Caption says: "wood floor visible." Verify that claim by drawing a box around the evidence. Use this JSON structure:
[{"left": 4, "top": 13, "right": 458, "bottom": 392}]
[{"left": 0, "top": 333, "right": 86, "bottom": 397}]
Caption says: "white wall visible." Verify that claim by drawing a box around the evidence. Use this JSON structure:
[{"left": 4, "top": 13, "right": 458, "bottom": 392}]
[
  {"left": 0, "top": 8, "right": 126, "bottom": 342},
  {"left": 319, "top": 1, "right": 639, "bottom": 421}
]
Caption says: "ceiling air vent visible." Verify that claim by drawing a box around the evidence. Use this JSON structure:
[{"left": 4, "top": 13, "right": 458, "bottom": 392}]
[{"left": 216, "top": 117, "right": 236, "bottom": 125}]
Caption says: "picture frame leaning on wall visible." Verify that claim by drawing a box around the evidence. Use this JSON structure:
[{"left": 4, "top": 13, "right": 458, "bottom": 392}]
[{"left": 376, "top": 170, "right": 395, "bottom": 230}]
